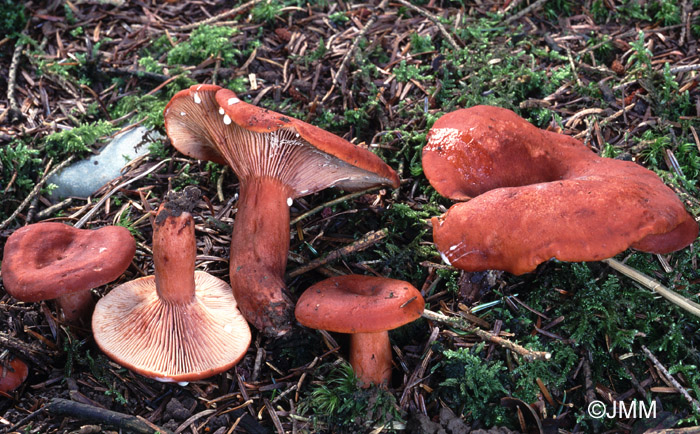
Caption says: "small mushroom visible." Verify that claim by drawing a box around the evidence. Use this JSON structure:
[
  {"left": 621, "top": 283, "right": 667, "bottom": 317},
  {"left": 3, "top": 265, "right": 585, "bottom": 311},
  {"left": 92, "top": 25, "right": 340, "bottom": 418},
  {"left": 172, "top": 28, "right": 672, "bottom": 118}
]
[
  {"left": 0, "top": 356, "right": 28, "bottom": 393},
  {"left": 423, "top": 106, "right": 699, "bottom": 274},
  {"left": 1, "top": 222, "right": 136, "bottom": 324},
  {"left": 92, "top": 187, "right": 251, "bottom": 383},
  {"left": 295, "top": 275, "right": 424, "bottom": 387},
  {"left": 163, "top": 84, "right": 399, "bottom": 337}
]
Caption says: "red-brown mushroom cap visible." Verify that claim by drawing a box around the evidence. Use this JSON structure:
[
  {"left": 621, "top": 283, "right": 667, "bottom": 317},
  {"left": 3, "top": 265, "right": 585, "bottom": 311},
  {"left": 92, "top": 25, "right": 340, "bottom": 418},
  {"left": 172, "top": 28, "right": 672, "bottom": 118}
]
[
  {"left": 425, "top": 106, "right": 698, "bottom": 275},
  {"left": 163, "top": 84, "right": 399, "bottom": 197},
  {"left": 92, "top": 271, "right": 251, "bottom": 382},
  {"left": 1, "top": 222, "right": 136, "bottom": 302},
  {"left": 295, "top": 275, "right": 425, "bottom": 333},
  {"left": 0, "top": 356, "right": 28, "bottom": 393}
]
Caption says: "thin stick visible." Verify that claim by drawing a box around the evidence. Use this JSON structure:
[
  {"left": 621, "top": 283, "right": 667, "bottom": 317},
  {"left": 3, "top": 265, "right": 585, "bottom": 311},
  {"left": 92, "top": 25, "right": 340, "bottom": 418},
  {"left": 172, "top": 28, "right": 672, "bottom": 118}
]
[
  {"left": 74, "top": 159, "right": 170, "bottom": 228},
  {"left": 421, "top": 309, "right": 552, "bottom": 362},
  {"left": 324, "top": 0, "right": 389, "bottom": 101},
  {"left": 602, "top": 258, "right": 700, "bottom": 318},
  {"left": 174, "top": 0, "right": 263, "bottom": 32},
  {"left": 0, "top": 157, "right": 75, "bottom": 231},
  {"left": 641, "top": 345, "right": 700, "bottom": 414},
  {"left": 290, "top": 186, "right": 383, "bottom": 226},
  {"left": 288, "top": 228, "right": 388, "bottom": 278},
  {"left": 504, "top": 0, "right": 549, "bottom": 24},
  {"left": 3, "top": 38, "right": 24, "bottom": 121},
  {"left": 393, "top": 0, "right": 460, "bottom": 50},
  {"left": 44, "top": 398, "right": 172, "bottom": 434}
]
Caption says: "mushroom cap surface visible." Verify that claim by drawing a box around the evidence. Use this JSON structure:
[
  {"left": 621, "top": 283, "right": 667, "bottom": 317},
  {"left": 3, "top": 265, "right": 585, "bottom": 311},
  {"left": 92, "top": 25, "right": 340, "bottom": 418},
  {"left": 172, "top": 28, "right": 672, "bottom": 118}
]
[
  {"left": 0, "top": 357, "right": 29, "bottom": 393},
  {"left": 92, "top": 271, "right": 251, "bottom": 382},
  {"left": 164, "top": 84, "right": 399, "bottom": 196},
  {"left": 295, "top": 275, "right": 424, "bottom": 334},
  {"left": 2, "top": 222, "right": 136, "bottom": 302},
  {"left": 425, "top": 106, "right": 698, "bottom": 275}
]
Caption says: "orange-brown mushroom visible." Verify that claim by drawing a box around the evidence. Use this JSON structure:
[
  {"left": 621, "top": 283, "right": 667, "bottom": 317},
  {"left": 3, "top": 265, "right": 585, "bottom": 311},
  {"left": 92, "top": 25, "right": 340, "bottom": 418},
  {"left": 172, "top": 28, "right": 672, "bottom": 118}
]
[
  {"left": 163, "top": 84, "right": 399, "bottom": 337},
  {"left": 0, "top": 356, "right": 28, "bottom": 393},
  {"left": 1, "top": 222, "right": 135, "bottom": 324},
  {"left": 295, "top": 275, "right": 424, "bottom": 387},
  {"left": 423, "top": 106, "right": 698, "bottom": 275},
  {"left": 92, "top": 187, "right": 251, "bottom": 383}
]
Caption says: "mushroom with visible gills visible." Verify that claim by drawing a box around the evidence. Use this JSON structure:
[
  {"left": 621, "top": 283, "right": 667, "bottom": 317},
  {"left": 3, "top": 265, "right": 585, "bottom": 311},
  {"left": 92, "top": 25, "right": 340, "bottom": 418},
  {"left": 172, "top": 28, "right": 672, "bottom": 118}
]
[
  {"left": 295, "top": 275, "right": 424, "bottom": 387},
  {"left": 1, "top": 222, "right": 136, "bottom": 325},
  {"left": 92, "top": 187, "right": 251, "bottom": 383},
  {"left": 163, "top": 84, "right": 400, "bottom": 337}
]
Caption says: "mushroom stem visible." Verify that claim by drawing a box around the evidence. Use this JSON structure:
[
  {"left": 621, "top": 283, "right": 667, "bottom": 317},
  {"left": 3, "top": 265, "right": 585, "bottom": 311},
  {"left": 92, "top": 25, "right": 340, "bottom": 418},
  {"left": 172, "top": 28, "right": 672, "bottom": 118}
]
[
  {"left": 229, "top": 177, "right": 294, "bottom": 336},
  {"left": 153, "top": 206, "right": 196, "bottom": 304},
  {"left": 349, "top": 331, "right": 393, "bottom": 388},
  {"left": 57, "top": 291, "right": 95, "bottom": 324}
]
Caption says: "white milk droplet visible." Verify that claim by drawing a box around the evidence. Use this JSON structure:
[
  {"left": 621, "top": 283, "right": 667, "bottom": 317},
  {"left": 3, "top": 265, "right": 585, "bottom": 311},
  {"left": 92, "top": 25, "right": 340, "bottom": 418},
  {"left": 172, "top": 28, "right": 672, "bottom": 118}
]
[
  {"left": 440, "top": 251, "right": 452, "bottom": 266},
  {"left": 219, "top": 107, "right": 225, "bottom": 115},
  {"left": 180, "top": 111, "right": 186, "bottom": 116},
  {"left": 193, "top": 92, "right": 202, "bottom": 104},
  {"left": 228, "top": 97, "right": 240, "bottom": 105},
  {"left": 287, "top": 197, "right": 293, "bottom": 206},
  {"left": 223, "top": 114, "right": 232, "bottom": 125}
]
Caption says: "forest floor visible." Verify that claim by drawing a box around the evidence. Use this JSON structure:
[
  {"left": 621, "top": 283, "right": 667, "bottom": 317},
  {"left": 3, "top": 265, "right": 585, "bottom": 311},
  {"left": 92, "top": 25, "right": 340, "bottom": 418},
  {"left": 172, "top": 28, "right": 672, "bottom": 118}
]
[{"left": 1, "top": 0, "right": 700, "bottom": 433}]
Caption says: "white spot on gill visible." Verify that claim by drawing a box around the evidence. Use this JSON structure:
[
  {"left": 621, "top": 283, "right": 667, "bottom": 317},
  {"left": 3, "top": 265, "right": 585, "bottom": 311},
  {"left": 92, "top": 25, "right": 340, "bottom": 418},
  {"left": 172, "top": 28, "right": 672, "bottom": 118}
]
[
  {"left": 219, "top": 107, "right": 225, "bottom": 115},
  {"left": 193, "top": 92, "right": 202, "bottom": 104},
  {"left": 228, "top": 97, "right": 240, "bottom": 105},
  {"left": 287, "top": 197, "right": 293, "bottom": 206},
  {"left": 180, "top": 111, "right": 186, "bottom": 116},
  {"left": 224, "top": 323, "right": 233, "bottom": 333},
  {"left": 439, "top": 251, "right": 452, "bottom": 266},
  {"left": 223, "top": 114, "right": 232, "bottom": 125},
  {"left": 449, "top": 245, "right": 458, "bottom": 251},
  {"left": 99, "top": 247, "right": 107, "bottom": 253}
]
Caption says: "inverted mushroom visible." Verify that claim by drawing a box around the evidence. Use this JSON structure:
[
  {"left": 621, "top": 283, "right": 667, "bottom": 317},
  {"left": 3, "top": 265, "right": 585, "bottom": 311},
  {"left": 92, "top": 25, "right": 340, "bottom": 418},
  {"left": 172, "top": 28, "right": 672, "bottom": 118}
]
[
  {"left": 1, "top": 222, "right": 136, "bottom": 324},
  {"left": 92, "top": 187, "right": 251, "bottom": 382},
  {"left": 423, "top": 106, "right": 698, "bottom": 275},
  {"left": 295, "top": 275, "right": 424, "bottom": 387},
  {"left": 163, "top": 84, "right": 399, "bottom": 337}
]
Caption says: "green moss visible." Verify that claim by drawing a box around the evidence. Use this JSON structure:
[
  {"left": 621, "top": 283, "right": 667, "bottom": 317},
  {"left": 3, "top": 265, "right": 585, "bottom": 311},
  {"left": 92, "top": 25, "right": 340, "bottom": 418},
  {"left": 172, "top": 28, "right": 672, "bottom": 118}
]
[{"left": 167, "top": 25, "right": 240, "bottom": 67}]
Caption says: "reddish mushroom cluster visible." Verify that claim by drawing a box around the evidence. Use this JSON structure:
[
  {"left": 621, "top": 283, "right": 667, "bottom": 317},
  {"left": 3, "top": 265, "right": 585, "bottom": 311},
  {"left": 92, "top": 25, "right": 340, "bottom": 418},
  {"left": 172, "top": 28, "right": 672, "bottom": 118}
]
[
  {"left": 423, "top": 106, "right": 698, "bottom": 274},
  {"left": 164, "top": 84, "right": 399, "bottom": 337}
]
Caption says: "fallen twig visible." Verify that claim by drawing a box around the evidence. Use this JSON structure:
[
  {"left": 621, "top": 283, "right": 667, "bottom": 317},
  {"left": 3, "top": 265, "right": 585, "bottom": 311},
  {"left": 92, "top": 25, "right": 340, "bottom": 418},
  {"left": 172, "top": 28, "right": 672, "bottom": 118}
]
[
  {"left": 642, "top": 345, "right": 700, "bottom": 414},
  {"left": 74, "top": 158, "right": 170, "bottom": 228},
  {"left": 173, "top": 0, "right": 263, "bottom": 32},
  {"left": 290, "top": 186, "right": 383, "bottom": 226},
  {"left": 44, "top": 398, "right": 172, "bottom": 434},
  {"left": 504, "top": 0, "right": 549, "bottom": 24},
  {"left": 602, "top": 258, "right": 700, "bottom": 318},
  {"left": 0, "top": 157, "right": 75, "bottom": 231},
  {"left": 393, "top": 0, "right": 460, "bottom": 50},
  {"left": 421, "top": 309, "right": 551, "bottom": 362},
  {"left": 0, "top": 37, "right": 25, "bottom": 124},
  {"left": 288, "top": 228, "right": 388, "bottom": 278}
]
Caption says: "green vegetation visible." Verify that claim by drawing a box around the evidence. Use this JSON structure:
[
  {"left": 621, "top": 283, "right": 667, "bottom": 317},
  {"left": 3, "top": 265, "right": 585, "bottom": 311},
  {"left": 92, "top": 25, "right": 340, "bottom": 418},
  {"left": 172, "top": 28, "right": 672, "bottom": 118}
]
[{"left": 299, "top": 362, "right": 403, "bottom": 432}]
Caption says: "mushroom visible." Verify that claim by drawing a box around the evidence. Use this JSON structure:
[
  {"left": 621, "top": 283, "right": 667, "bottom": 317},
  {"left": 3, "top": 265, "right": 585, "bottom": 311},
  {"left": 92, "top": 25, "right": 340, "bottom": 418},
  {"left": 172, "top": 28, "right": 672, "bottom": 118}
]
[
  {"left": 0, "top": 356, "right": 28, "bottom": 393},
  {"left": 92, "top": 187, "right": 251, "bottom": 383},
  {"left": 295, "top": 275, "right": 424, "bottom": 387},
  {"left": 163, "top": 84, "right": 399, "bottom": 337},
  {"left": 423, "top": 106, "right": 699, "bottom": 274},
  {"left": 1, "top": 222, "right": 136, "bottom": 324}
]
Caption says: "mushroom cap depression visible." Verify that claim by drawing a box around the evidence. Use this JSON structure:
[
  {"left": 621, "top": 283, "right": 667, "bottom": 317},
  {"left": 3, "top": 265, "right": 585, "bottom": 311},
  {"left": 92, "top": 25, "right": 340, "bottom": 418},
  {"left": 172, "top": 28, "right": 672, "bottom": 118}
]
[
  {"left": 2, "top": 222, "right": 136, "bottom": 302},
  {"left": 163, "top": 84, "right": 399, "bottom": 196},
  {"left": 295, "top": 275, "right": 425, "bottom": 334},
  {"left": 92, "top": 271, "right": 251, "bottom": 382},
  {"left": 424, "top": 106, "right": 699, "bottom": 275}
]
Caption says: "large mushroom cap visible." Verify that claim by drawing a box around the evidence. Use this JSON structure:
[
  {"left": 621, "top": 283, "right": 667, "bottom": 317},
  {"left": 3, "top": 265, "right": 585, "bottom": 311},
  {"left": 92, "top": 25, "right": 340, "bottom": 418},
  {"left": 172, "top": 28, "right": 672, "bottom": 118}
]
[
  {"left": 92, "top": 271, "right": 251, "bottom": 382},
  {"left": 164, "top": 84, "right": 399, "bottom": 196},
  {"left": 425, "top": 106, "right": 698, "bottom": 275},
  {"left": 2, "top": 222, "right": 136, "bottom": 302},
  {"left": 295, "top": 275, "right": 424, "bottom": 334}
]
